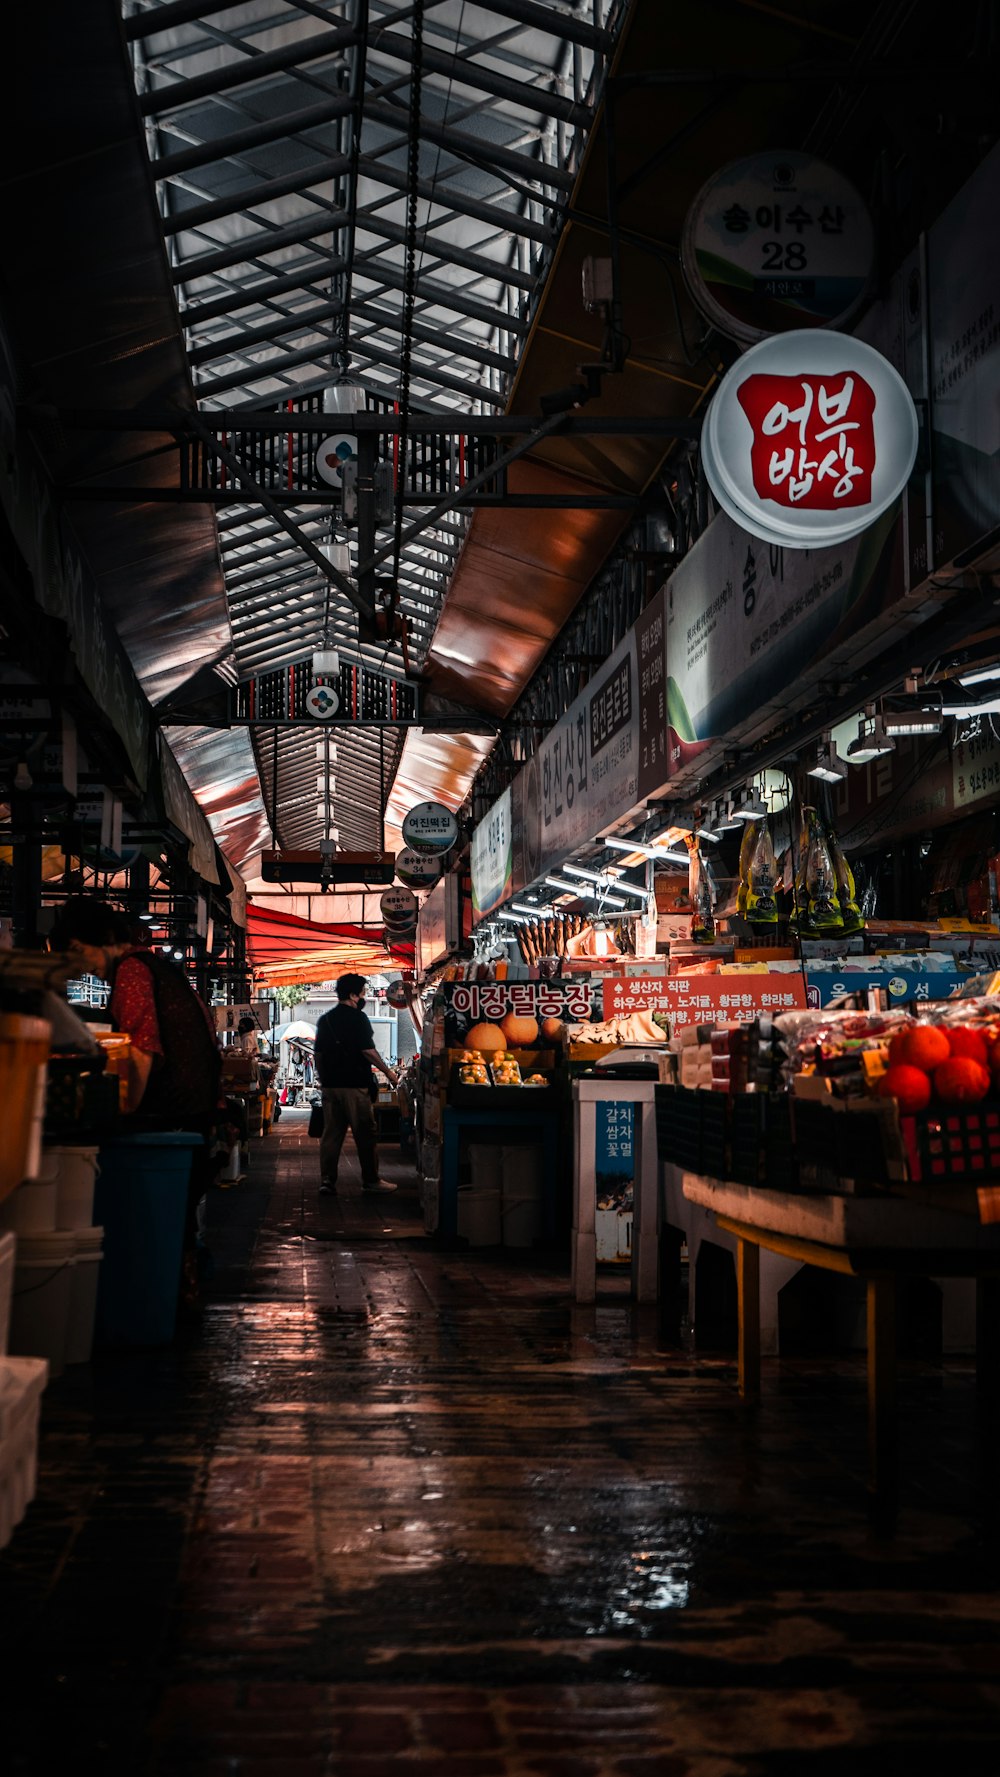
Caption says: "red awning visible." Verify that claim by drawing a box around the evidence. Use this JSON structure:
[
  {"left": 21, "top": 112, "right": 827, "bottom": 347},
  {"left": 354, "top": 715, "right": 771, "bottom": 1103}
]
[{"left": 246, "top": 903, "right": 413, "bottom": 988}]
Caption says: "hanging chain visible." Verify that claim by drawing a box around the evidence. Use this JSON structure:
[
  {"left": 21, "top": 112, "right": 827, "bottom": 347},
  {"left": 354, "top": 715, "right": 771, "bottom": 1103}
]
[{"left": 391, "top": 0, "right": 424, "bottom": 593}]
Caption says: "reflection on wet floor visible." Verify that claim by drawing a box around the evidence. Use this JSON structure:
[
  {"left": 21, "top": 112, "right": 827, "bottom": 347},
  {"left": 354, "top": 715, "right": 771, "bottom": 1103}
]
[{"left": 2, "top": 1111, "right": 999, "bottom": 1774}]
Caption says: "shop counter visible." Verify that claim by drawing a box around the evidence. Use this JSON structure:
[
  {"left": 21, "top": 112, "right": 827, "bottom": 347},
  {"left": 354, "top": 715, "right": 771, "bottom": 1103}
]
[{"left": 682, "top": 1174, "right": 1000, "bottom": 1525}]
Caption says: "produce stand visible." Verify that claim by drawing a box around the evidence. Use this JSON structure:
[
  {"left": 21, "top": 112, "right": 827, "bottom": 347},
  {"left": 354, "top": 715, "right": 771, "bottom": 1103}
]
[{"left": 681, "top": 1173, "right": 1000, "bottom": 1527}]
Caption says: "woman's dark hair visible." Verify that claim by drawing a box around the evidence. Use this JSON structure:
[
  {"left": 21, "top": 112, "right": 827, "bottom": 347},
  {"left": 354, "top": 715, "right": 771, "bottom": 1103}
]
[
  {"left": 237, "top": 1016, "right": 256, "bottom": 1033},
  {"left": 49, "top": 897, "right": 133, "bottom": 952}
]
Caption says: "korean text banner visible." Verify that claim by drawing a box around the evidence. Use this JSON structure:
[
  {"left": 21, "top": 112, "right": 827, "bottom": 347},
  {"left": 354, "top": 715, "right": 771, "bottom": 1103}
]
[
  {"left": 470, "top": 786, "right": 512, "bottom": 918},
  {"left": 509, "top": 588, "right": 668, "bottom": 890},
  {"left": 440, "top": 979, "right": 599, "bottom": 1048}
]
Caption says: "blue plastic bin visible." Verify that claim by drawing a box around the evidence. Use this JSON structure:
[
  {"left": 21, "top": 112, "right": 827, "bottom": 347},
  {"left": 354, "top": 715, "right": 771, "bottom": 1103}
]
[{"left": 93, "top": 1132, "right": 201, "bottom": 1346}]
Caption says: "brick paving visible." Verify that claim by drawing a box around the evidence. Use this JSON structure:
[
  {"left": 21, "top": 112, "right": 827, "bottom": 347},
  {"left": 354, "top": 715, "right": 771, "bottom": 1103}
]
[{"left": 2, "top": 1109, "right": 999, "bottom": 1774}]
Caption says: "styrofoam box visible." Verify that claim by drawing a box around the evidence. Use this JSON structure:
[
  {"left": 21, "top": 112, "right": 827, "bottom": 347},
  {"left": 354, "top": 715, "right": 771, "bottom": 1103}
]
[
  {"left": 0, "top": 1354, "right": 48, "bottom": 1550},
  {"left": 0, "top": 1231, "right": 16, "bottom": 1356}
]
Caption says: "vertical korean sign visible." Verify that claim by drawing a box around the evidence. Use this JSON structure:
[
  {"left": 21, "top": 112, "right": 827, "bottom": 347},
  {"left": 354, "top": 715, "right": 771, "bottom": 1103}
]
[
  {"left": 470, "top": 787, "right": 513, "bottom": 918},
  {"left": 509, "top": 588, "right": 668, "bottom": 887}
]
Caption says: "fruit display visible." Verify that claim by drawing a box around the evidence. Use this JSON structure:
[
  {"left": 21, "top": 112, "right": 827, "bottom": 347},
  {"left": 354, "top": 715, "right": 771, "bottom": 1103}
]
[
  {"left": 776, "top": 1002, "right": 1000, "bottom": 1113},
  {"left": 491, "top": 1055, "right": 522, "bottom": 1085}
]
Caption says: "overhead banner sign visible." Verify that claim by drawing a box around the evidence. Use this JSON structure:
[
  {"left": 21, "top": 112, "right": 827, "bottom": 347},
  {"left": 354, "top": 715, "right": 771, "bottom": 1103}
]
[
  {"left": 681, "top": 150, "right": 874, "bottom": 345},
  {"left": 702, "top": 330, "right": 919, "bottom": 549},
  {"left": 508, "top": 588, "right": 668, "bottom": 893},
  {"left": 470, "top": 786, "right": 512, "bottom": 918}
]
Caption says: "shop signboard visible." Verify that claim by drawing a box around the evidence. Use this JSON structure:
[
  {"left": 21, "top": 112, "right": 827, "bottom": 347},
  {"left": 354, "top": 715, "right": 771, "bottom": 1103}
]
[
  {"left": 441, "top": 979, "right": 597, "bottom": 1049},
  {"left": 681, "top": 151, "right": 874, "bottom": 346},
  {"left": 402, "top": 800, "right": 459, "bottom": 855},
  {"left": 416, "top": 874, "right": 460, "bottom": 972},
  {"left": 663, "top": 505, "right": 900, "bottom": 781},
  {"left": 470, "top": 786, "right": 512, "bottom": 918},
  {"left": 952, "top": 719, "right": 1000, "bottom": 813},
  {"left": 314, "top": 431, "right": 357, "bottom": 489},
  {"left": 662, "top": 973, "right": 807, "bottom": 1033},
  {"left": 595, "top": 1101, "right": 635, "bottom": 1262},
  {"left": 602, "top": 972, "right": 671, "bottom": 1021},
  {"left": 380, "top": 885, "right": 418, "bottom": 929},
  {"left": 508, "top": 588, "right": 669, "bottom": 891},
  {"left": 925, "top": 142, "right": 1000, "bottom": 572},
  {"left": 394, "top": 847, "right": 441, "bottom": 891},
  {"left": 805, "top": 969, "right": 964, "bottom": 1007},
  {"left": 701, "top": 330, "right": 919, "bottom": 550}
]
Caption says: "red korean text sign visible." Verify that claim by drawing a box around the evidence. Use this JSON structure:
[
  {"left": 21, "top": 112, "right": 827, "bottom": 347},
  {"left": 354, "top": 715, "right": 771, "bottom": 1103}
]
[
  {"left": 659, "top": 974, "right": 808, "bottom": 1032},
  {"left": 736, "top": 371, "right": 876, "bottom": 511}
]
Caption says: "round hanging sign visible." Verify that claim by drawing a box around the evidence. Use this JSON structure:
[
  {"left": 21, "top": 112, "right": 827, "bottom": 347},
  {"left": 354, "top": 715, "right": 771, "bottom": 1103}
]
[
  {"left": 306, "top": 684, "right": 340, "bottom": 719},
  {"left": 380, "top": 885, "right": 418, "bottom": 929},
  {"left": 681, "top": 151, "right": 874, "bottom": 346},
  {"left": 394, "top": 847, "right": 442, "bottom": 891},
  {"left": 315, "top": 431, "right": 357, "bottom": 489},
  {"left": 385, "top": 980, "right": 409, "bottom": 1009},
  {"left": 401, "top": 800, "right": 459, "bottom": 856},
  {"left": 701, "top": 329, "right": 919, "bottom": 550}
]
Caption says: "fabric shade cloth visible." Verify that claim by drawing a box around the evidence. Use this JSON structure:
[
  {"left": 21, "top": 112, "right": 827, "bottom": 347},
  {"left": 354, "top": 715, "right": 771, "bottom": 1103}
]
[{"left": 247, "top": 903, "right": 414, "bottom": 987}]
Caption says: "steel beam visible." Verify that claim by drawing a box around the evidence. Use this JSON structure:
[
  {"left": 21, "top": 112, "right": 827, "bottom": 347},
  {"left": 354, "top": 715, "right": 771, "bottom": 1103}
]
[
  {"left": 140, "top": 23, "right": 359, "bottom": 117},
  {"left": 154, "top": 93, "right": 355, "bottom": 180}
]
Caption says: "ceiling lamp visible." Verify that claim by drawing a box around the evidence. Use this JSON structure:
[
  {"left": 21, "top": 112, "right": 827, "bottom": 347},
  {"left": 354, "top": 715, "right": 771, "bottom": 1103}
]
[
  {"left": 958, "top": 661, "right": 1000, "bottom": 687},
  {"left": 846, "top": 705, "right": 895, "bottom": 763},
  {"left": 563, "top": 863, "right": 648, "bottom": 902},
  {"left": 807, "top": 736, "right": 848, "bottom": 784},
  {"left": 316, "top": 773, "right": 337, "bottom": 795},
  {"left": 315, "top": 741, "right": 338, "bottom": 763},
  {"left": 729, "top": 786, "right": 768, "bottom": 822},
  {"left": 881, "top": 699, "right": 943, "bottom": 738},
  {"left": 323, "top": 377, "right": 366, "bottom": 417}
]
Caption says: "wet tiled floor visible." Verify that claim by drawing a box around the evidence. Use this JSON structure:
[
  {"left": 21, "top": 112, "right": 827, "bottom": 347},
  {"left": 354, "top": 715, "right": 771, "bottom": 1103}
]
[{"left": 2, "top": 1111, "right": 999, "bottom": 1774}]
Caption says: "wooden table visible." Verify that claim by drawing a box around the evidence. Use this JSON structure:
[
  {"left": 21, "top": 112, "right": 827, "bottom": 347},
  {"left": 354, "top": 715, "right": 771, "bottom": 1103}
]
[{"left": 682, "top": 1175, "right": 1000, "bottom": 1526}]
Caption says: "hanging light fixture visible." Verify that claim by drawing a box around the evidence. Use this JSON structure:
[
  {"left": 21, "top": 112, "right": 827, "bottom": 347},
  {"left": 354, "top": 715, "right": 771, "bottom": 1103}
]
[
  {"left": 847, "top": 704, "right": 895, "bottom": 763},
  {"left": 323, "top": 376, "right": 366, "bottom": 417},
  {"left": 314, "top": 742, "right": 338, "bottom": 763},
  {"left": 807, "top": 735, "right": 848, "bottom": 784}
]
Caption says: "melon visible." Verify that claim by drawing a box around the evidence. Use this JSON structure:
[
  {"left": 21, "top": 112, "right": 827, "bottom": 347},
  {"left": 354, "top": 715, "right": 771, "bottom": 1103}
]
[{"left": 464, "top": 1023, "right": 506, "bottom": 1054}]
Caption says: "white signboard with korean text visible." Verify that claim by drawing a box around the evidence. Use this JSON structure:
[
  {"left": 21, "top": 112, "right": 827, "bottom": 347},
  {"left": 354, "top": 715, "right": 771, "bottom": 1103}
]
[
  {"left": 682, "top": 151, "right": 874, "bottom": 346},
  {"left": 512, "top": 589, "right": 669, "bottom": 889},
  {"left": 402, "top": 800, "right": 459, "bottom": 856},
  {"left": 395, "top": 847, "right": 441, "bottom": 891},
  {"left": 702, "top": 330, "right": 919, "bottom": 549},
  {"left": 380, "top": 885, "right": 418, "bottom": 929},
  {"left": 470, "top": 786, "right": 512, "bottom": 918},
  {"left": 952, "top": 719, "right": 1000, "bottom": 812}
]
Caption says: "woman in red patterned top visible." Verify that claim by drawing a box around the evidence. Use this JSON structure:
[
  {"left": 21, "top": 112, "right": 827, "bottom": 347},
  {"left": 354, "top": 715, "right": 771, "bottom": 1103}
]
[{"left": 49, "top": 898, "right": 220, "bottom": 1121}]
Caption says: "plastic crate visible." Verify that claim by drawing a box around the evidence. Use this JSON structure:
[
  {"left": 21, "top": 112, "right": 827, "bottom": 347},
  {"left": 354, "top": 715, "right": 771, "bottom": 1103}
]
[
  {"left": 901, "top": 1105, "right": 1000, "bottom": 1184},
  {"left": 655, "top": 1085, "right": 728, "bottom": 1175},
  {"left": 0, "top": 1354, "right": 48, "bottom": 1550},
  {"left": 730, "top": 1094, "right": 794, "bottom": 1189},
  {"left": 792, "top": 1097, "right": 902, "bottom": 1190}
]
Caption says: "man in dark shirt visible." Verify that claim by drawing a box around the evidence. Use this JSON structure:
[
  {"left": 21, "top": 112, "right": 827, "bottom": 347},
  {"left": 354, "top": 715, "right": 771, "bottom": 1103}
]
[{"left": 313, "top": 973, "right": 400, "bottom": 1194}]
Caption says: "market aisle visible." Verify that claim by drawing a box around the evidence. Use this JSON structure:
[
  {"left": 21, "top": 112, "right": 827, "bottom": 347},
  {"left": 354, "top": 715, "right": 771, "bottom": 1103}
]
[{"left": 2, "top": 1116, "right": 999, "bottom": 1775}]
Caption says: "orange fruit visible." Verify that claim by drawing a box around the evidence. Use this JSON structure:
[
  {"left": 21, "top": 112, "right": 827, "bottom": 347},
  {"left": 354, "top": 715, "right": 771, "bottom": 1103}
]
[
  {"left": 945, "top": 1026, "right": 989, "bottom": 1067},
  {"left": 877, "top": 1065, "right": 932, "bottom": 1113},
  {"left": 933, "top": 1056, "right": 991, "bottom": 1103},
  {"left": 540, "top": 1016, "right": 566, "bottom": 1043},
  {"left": 891, "top": 1026, "right": 951, "bottom": 1072},
  {"left": 499, "top": 1012, "right": 539, "bottom": 1047},
  {"left": 465, "top": 1023, "right": 506, "bottom": 1054}
]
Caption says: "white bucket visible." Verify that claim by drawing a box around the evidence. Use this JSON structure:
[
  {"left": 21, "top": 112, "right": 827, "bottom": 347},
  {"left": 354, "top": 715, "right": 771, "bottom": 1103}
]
[
  {"left": 0, "top": 1167, "right": 59, "bottom": 1237},
  {"left": 10, "top": 1232, "right": 77, "bottom": 1379},
  {"left": 50, "top": 1145, "right": 100, "bottom": 1231},
  {"left": 66, "top": 1227, "right": 104, "bottom": 1365},
  {"left": 457, "top": 1187, "right": 502, "bottom": 1246}
]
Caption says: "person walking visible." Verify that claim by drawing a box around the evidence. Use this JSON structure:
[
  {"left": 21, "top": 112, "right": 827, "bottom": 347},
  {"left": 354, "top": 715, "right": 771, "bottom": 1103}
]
[{"left": 314, "top": 973, "right": 400, "bottom": 1194}]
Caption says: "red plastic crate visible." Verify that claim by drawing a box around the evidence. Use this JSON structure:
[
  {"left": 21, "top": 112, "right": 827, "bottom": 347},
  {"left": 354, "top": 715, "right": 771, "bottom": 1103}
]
[{"left": 900, "top": 1106, "right": 1000, "bottom": 1183}]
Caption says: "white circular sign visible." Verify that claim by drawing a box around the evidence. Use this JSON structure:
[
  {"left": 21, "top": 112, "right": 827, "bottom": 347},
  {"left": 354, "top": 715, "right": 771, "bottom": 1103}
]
[
  {"left": 306, "top": 684, "right": 340, "bottom": 719},
  {"left": 401, "top": 801, "right": 459, "bottom": 856},
  {"left": 394, "top": 847, "right": 442, "bottom": 891},
  {"left": 380, "top": 885, "right": 418, "bottom": 928},
  {"left": 385, "top": 980, "right": 409, "bottom": 1009},
  {"left": 682, "top": 152, "right": 874, "bottom": 346},
  {"left": 701, "top": 330, "right": 919, "bottom": 550},
  {"left": 315, "top": 431, "right": 357, "bottom": 488}
]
